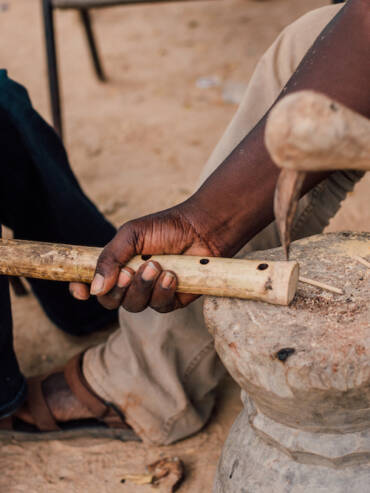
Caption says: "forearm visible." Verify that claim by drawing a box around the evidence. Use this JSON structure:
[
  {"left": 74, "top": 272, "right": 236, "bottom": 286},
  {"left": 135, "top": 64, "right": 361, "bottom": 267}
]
[{"left": 183, "top": 0, "right": 370, "bottom": 257}]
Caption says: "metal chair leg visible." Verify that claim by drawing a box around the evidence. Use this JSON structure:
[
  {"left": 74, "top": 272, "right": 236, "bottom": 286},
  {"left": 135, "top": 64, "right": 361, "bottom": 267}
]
[
  {"left": 42, "top": 0, "right": 63, "bottom": 139},
  {"left": 79, "top": 9, "right": 106, "bottom": 82}
]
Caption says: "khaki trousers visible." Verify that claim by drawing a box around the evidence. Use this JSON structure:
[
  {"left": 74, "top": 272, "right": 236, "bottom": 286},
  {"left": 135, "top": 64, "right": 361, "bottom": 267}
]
[{"left": 83, "top": 3, "right": 363, "bottom": 445}]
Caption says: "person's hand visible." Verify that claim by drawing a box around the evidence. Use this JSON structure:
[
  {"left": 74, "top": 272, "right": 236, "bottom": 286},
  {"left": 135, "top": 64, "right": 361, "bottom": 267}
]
[{"left": 70, "top": 205, "right": 220, "bottom": 313}]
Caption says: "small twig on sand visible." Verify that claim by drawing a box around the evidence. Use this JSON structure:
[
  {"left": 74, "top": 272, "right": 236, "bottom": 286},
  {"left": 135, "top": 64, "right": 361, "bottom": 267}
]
[
  {"left": 353, "top": 256, "right": 370, "bottom": 269},
  {"left": 299, "top": 276, "right": 343, "bottom": 295}
]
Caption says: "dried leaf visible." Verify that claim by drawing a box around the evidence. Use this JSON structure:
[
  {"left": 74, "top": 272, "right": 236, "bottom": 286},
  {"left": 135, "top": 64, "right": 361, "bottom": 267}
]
[
  {"left": 148, "top": 457, "right": 185, "bottom": 492},
  {"left": 120, "top": 457, "right": 185, "bottom": 491}
]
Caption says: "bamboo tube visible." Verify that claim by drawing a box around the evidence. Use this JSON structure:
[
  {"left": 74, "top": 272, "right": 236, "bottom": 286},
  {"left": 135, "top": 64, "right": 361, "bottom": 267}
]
[{"left": 0, "top": 239, "right": 299, "bottom": 306}]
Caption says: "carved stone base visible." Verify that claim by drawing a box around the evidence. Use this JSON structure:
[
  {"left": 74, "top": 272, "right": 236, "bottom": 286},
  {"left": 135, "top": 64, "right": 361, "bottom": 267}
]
[
  {"left": 204, "top": 233, "right": 370, "bottom": 492},
  {"left": 214, "top": 395, "right": 370, "bottom": 493}
]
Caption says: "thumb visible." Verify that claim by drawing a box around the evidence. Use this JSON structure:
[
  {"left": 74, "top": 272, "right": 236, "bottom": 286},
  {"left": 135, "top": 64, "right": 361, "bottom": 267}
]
[{"left": 90, "top": 229, "right": 136, "bottom": 296}]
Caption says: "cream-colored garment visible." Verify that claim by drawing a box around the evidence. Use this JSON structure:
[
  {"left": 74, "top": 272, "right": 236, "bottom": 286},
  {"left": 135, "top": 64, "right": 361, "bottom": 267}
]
[{"left": 83, "top": 3, "right": 361, "bottom": 445}]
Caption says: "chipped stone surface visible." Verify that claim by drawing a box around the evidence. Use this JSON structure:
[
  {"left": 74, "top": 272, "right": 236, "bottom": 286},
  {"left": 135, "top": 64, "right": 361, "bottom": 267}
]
[
  {"left": 205, "top": 233, "right": 370, "bottom": 432},
  {"left": 204, "top": 233, "right": 370, "bottom": 492}
]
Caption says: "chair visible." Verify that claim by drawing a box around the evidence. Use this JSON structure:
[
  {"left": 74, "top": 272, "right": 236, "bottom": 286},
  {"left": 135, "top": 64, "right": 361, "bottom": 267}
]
[{"left": 42, "top": 0, "right": 207, "bottom": 139}]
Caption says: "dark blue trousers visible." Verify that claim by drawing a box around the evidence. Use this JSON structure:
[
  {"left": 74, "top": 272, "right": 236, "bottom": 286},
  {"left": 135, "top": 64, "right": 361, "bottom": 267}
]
[{"left": 0, "top": 71, "right": 117, "bottom": 417}]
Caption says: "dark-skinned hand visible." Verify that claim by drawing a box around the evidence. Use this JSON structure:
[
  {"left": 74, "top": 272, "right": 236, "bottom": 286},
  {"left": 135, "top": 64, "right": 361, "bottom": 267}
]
[
  {"left": 69, "top": 205, "right": 220, "bottom": 313},
  {"left": 71, "top": 0, "right": 370, "bottom": 315}
]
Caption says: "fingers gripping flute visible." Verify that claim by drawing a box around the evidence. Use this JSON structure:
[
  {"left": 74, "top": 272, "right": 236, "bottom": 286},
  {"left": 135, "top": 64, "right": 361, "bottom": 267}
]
[{"left": 0, "top": 239, "right": 299, "bottom": 306}]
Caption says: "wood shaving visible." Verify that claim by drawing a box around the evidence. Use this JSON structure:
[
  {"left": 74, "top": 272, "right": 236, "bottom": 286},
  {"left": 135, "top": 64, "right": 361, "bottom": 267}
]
[{"left": 121, "top": 457, "right": 185, "bottom": 492}]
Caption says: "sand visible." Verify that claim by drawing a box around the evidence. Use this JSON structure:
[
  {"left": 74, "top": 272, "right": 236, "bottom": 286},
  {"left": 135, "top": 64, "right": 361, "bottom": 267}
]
[{"left": 0, "top": 0, "right": 368, "bottom": 491}]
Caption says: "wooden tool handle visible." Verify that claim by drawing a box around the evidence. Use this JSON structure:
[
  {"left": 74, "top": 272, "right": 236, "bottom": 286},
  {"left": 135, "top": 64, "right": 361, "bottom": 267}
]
[
  {"left": 0, "top": 239, "right": 299, "bottom": 306},
  {"left": 265, "top": 91, "right": 370, "bottom": 172}
]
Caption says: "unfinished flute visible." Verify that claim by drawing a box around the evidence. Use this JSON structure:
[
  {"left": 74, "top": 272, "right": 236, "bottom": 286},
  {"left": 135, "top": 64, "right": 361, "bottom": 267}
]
[{"left": 0, "top": 239, "right": 299, "bottom": 306}]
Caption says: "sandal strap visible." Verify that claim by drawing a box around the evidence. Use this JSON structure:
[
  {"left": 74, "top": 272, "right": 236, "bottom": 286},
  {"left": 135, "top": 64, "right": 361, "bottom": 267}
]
[
  {"left": 64, "top": 353, "right": 111, "bottom": 420},
  {"left": 28, "top": 376, "right": 60, "bottom": 431},
  {"left": 64, "top": 353, "right": 128, "bottom": 429},
  {"left": 0, "top": 354, "right": 127, "bottom": 433}
]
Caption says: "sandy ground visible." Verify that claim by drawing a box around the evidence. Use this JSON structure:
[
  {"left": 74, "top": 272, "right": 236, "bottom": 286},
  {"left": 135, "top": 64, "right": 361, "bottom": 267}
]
[{"left": 0, "top": 0, "right": 369, "bottom": 491}]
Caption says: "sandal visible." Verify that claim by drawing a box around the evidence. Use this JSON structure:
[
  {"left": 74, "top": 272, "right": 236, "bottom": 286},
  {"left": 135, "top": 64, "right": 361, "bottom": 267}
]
[{"left": 0, "top": 353, "right": 140, "bottom": 442}]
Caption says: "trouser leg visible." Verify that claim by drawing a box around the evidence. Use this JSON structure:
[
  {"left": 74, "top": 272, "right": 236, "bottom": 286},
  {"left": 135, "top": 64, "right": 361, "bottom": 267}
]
[
  {"left": 0, "top": 99, "right": 117, "bottom": 335},
  {"left": 0, "top": 74, "right": 120, "bottom": 416},
  {"left": 84, "top": 298, "right": 225, "bottom": 444},
  {"left": 84, "top": 3, "right": 362, "bottom": 445},
  {"left": 0, "top": 226, "right": 27, "bottom": 418}
]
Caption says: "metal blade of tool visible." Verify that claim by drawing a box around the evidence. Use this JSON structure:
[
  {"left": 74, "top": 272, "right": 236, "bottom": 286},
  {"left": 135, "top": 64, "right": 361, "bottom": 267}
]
[
  {"left": 273, "top": 169, "right": 305, "bottom": 260},
  {"left": 266, "top": 90, "right": 370, "bottom": 259}
]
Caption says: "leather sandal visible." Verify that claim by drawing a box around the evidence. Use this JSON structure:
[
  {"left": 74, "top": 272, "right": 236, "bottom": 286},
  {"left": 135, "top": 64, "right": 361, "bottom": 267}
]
[{"left": 0, "top": 353, "right": 139, "bottom": 442}]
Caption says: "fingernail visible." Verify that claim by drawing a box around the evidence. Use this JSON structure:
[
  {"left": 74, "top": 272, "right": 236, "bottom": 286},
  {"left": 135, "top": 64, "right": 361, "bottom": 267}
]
[
  {"left": 141, "top": 262, "right": 159, "bottom": 282},
  {"left": 161, "top": 272, "right": 175, "bottom": 289},
  {"left": 117, "top": 269, "right": 133, "bottom": 288},
  {"left": 72, "top": 289, "right": 86, "bottom": 301},
  {"left": 90, "top": 273, "right": 105, "bottom": 295}
]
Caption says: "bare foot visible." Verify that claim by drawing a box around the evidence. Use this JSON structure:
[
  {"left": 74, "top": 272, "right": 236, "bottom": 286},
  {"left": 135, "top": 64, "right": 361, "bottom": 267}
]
[{"left": 16, "top": 372, "right": 94, "bottom": 425}]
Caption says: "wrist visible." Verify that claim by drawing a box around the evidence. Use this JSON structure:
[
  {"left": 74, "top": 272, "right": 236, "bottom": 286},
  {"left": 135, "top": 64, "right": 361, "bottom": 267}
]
[{"left": 177, "top": 193, "right": 241, "bottom": 258}]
